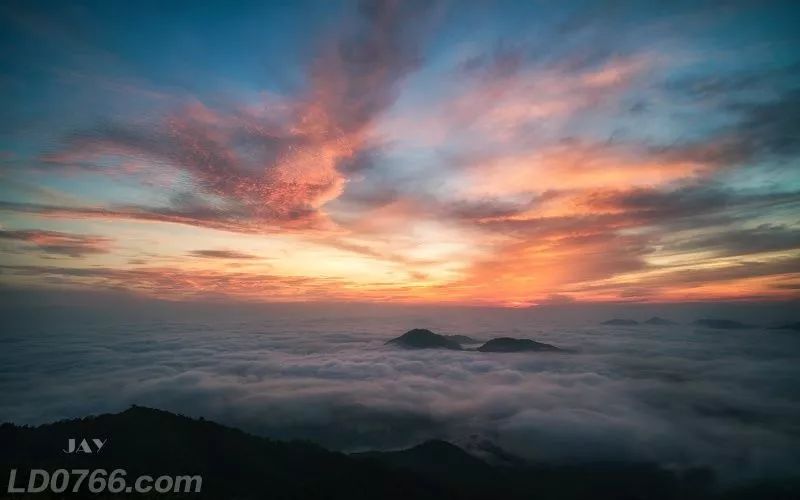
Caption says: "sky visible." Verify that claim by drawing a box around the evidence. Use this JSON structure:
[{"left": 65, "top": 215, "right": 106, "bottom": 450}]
[{"left": 0, "top": 0, "right": 799, "bottom": 306}]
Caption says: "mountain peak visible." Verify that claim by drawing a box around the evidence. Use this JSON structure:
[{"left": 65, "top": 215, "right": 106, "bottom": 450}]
[
  {"left": 477, "top": 337, "right": 561, "bottom": 353},
  {"left": 386, "top": 329, "right": 462, "bottom": 350},
  {"left": 644, "top": 317, "right": 677, "bottom": 325}
]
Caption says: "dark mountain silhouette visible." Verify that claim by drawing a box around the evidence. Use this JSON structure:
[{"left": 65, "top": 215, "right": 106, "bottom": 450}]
[
  {"left": 1, "top": 406, "right": 796, "bottom": 499},
  {"left": 645, "top": 317, "right": 677, "bottom": 325},
  {"left": 0, "top": 406, "right": 444, "bottom": 499},
  {"left": 444, "top": 334, "right": 482, "bottom": 344},
  {"left": 464, "top": 438, "right": 528, "bottom": 467},
  {"left": 477, "top": 337, "right": 561, "bottom": 352},
  {"left": 693, "top": 319, "right": 752, "bottom": 330},
  {"left": 354, "top": 440, "right": 490, "bottom": 479},
  {"left": 770, "top": 321, "right": 800, "bottom": 332},
  {"left": 601, "top": 318, "right": 639, "bottom": 325},
  {"left": 386, "top": 329, "right": 462, "bottom": 350}
]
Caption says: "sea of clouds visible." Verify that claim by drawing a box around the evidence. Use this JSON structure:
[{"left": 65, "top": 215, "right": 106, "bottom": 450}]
[{"left": 2, "top": 303, "right": 799, "bottom": 482}]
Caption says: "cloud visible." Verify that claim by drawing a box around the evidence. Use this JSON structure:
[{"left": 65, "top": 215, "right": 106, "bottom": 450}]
[
  {"left": 455, "top": 141, "right": 705, "bottom": 197},
  {"left": 1, "top": 307, "right": 799, "bottom": 483},
  {"left": 0, "top": 229, "right": 112, "bottom": 257},
  {"left": 442, "top": 231, "right": 653, "bottom": 303},
  {"left": 583, "top": 184, "right": 800, "bottom": 227},
  {"left": 34, "top": 0, "right": 435, "bottom": 234},
  {"left": 535, "top": 293, "right": 577, "bottom": 305},
  {"left": 1, "top": 0, "right": 798, "bottom": 305},
  {"left": 188, "top": 249, "right": 260, "bottom": 260},
  {"left": 664, "top": 62, "right": 800, "bottom": 103},
  {"left": 0, "top": 263, "right": 428, "bottom": 302},
  {"left": 666, "top": 224, "right": 800, "bottom": 258},
  {"left": 382, "top": 52, "right": 657, "bottom": 154},
  {"left": 0, "top": 200, "right": 268, "bottom": 234},
  {"left": 654, "top": 87, "right": 800, "bottom": 167}
]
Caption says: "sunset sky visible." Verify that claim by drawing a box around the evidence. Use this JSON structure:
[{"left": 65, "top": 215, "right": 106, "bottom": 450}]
[{"left": 1, "top": 0, "right": 799, "bottom": 306}]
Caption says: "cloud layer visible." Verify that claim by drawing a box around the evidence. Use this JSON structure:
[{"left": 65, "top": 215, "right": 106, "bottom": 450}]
[{"left": 2, "top": 306, "right": 799, "bottom": 483}]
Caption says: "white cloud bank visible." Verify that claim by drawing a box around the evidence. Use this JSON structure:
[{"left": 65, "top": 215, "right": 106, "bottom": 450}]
[{"left": 2, "top": 305, "right": 799, "bottom": 482}]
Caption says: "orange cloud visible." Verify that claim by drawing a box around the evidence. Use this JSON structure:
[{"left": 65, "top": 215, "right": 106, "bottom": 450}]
[
  {"left": 459, "top": 142, "right": 706, "bottom": 199},
  {"left": 3, "top": 3, "right": 799, "bottom": 307}
]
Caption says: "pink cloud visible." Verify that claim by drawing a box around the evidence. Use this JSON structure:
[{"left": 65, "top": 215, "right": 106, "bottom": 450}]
[{"left": 0, "top": 229, "right": 112, "bottom": 257}]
